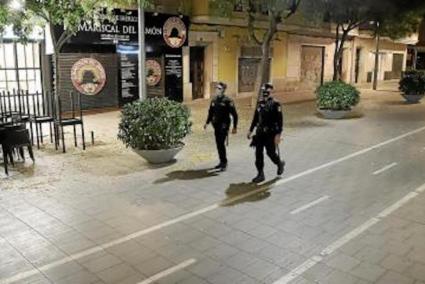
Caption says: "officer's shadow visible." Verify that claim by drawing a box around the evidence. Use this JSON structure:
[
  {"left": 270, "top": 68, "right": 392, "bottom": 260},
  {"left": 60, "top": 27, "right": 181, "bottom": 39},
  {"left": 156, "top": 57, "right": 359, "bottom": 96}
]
[
  {"left": 221, "top": 178, "right": 280, "bottom": 207},
  {"left": 154, "top": 168, "right": 221, "bottom": 184}
]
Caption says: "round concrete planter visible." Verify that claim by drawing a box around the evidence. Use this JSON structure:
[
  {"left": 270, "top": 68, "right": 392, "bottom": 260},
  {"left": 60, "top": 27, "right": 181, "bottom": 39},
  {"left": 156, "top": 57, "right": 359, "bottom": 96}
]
[
  {"left": 133, "top": 145, "right": 184, "bottom": 164},
  {"left": 402, "top": 94, "right": 424, "bottom": 104},
  {"left": 318, "top": 109, "right": 351, "bottom": 119}
]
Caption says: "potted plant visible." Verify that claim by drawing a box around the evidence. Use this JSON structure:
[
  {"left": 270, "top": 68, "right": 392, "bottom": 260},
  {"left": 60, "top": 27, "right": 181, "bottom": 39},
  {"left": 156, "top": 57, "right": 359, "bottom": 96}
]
[
  {"left": 316, "top": 81, "right": 360, "bottom": 119},
  {"left": 399, "top": 70, "right": 425, "bottom": 104},
  {"left": 118, "top": 98, "right": 192, "bottom": 164}
]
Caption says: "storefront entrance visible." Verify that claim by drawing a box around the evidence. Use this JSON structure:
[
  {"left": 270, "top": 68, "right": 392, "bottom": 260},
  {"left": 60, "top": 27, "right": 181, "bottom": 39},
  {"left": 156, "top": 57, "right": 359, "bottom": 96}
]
[
  {"left": 392, "top": 53, "right": 404, "bottom": 79},
  {"left": 190, "top": 46, "right": 205, "bottom": 100}
]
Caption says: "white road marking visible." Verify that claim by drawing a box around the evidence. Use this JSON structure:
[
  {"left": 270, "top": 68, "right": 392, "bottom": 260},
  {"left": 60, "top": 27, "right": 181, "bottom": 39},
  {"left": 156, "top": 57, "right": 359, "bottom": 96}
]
[
  {"left": 3, "top": 125, "right": 425, "bottom": 284},
  {"left": 416, "top": 183, "right": 425, "bottom": 193},
  {"left": 0, "top": 206, "right": 216, "bottom": 284},
  {"left": 373, "top": 162, "right": 398, "bottom": 175},
  {"left": 273, "top": 255, "right": 323, "bottom": 284},
  {"left": 273, "top": 182, "right": 425, "bottom": 284},
  {"left": 275, "top": 125, "right": 425, "bottom": 187},
  {"left": 137, "top": 259, "right": 196, "bottom": 284},
  {"left": 290, "top": 196, "right": 330, "bottom": 215}
]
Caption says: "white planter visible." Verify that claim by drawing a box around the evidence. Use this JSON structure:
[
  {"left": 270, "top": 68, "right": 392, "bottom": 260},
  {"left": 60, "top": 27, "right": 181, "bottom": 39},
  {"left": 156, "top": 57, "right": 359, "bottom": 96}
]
[
  {"left": 318, "top": 109, "right": 351, "bottom": 119},
  {"left": 133, "top": 145, "right": 184, "bottom": 164}
]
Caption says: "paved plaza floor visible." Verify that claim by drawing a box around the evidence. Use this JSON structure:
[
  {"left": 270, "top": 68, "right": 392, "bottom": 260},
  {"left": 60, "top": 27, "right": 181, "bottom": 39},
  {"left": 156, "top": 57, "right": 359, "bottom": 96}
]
[{"left": 1, "top": 84, "right": 425, "bottom": 283}]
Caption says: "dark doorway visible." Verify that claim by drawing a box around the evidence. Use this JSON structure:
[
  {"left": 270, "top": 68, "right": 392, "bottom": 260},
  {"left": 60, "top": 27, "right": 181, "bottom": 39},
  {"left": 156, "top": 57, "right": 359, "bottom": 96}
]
[
  {"left": 238, "top": 58, "right": 271, "bottom": 93},
  {"left": 300, "top": 46, "right": 325, "bottom": 87},
  {"left": 355, "top": 48, "right": 361, "bottom": 83},
  {"left": 190, "top": 47, "right": 205, "bottom": 100},
  {"left": 392, "top": 54, "right": 404, "bottom": 79}
]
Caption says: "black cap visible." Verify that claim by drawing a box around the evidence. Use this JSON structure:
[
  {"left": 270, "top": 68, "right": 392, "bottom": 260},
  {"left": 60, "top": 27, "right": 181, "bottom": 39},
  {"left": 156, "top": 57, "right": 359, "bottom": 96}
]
[
  {"left": 217, "top": 82, "right": 227, "bottom": 90},
  {"left": 262, "top": 83, "right": 274, "bottom": 91}
]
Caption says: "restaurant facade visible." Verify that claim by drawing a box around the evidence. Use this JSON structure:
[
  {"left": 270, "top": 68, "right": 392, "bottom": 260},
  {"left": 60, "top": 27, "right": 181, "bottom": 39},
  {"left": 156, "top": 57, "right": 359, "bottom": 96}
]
[{"left": 48, "top": 9, "right": 190, "bottom": 110}]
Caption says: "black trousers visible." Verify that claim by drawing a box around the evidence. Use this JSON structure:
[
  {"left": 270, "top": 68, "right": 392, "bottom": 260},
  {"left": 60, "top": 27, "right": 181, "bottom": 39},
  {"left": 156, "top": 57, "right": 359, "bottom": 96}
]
[
  {"left": 214, "top": 126, "right": 228, "bottom": 165},
  {"left": 255, "top": 134, "right": 280, "bottom": 173}
]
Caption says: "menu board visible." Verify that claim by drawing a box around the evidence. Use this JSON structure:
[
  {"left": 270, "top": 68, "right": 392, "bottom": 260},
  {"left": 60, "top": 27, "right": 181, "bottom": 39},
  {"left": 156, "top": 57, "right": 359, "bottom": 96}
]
[
  {"left": 164, "top": 54, "right": 183, "bottom": 101},
  {"left": 165, "top": 54, "right": 183, "bottom": 78},
  {"left": 118, "top": 48, "right": 139, "bottom": 105}
]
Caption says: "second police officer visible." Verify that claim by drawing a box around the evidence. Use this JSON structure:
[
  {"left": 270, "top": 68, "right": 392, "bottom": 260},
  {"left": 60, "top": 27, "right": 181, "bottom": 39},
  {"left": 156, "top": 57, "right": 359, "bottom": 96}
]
[
  {"left": 204, "top": 82, "right": 238, "bottom": 171},
  {"left": 248, "top": 83, "right": 285, "bottom": 183}
]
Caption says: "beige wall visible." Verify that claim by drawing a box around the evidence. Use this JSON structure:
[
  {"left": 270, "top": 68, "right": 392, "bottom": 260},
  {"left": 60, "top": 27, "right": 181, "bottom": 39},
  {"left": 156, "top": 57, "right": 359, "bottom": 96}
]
[
  {"left": 286, "top": 35, "right": 336, "bottom": 84},
  {"left": 354, "top": 37, "right": 407, "bottom": 83}
]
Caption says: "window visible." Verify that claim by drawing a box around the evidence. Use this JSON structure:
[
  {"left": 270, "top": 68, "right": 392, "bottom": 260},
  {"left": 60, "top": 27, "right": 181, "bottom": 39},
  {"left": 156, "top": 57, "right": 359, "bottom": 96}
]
[
  {"left": 234, "top": 0, "right": 244, "bottom": 12},
  {"left": 233, "top": 1, "right": 268, "bottom": 15},
  {"left": 0, "top": 41, "right": 42, "bottom": 94}
]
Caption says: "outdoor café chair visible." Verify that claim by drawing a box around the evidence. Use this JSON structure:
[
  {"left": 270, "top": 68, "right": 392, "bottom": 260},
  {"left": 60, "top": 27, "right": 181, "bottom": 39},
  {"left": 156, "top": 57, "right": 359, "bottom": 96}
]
[{"left": 54, "top": 91, "right": 86, "bottom": 153}]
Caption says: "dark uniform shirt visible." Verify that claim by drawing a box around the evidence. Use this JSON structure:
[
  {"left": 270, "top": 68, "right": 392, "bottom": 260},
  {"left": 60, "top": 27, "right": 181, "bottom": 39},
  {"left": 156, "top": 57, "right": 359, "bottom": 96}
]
[
  {"left": 206, "top": 95, "right": 238, "bottom": 130},
  {"left": 249, "top": 97, "right": 283, "bottom": 135}
]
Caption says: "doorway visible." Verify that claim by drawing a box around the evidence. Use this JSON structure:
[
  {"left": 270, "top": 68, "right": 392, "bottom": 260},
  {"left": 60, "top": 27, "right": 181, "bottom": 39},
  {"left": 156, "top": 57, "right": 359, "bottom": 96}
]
[
  {"left": 190, "top": 46, "right": 205, "bottom": 100},
  {"left": 392, "top": 53, "right": 404, "bottom": 79},
  {"left": 300, "top": 46, "right": 324, "bottom": 87},
  {"left": 355, "top": 48, "right": 361, "bottom": 83}
]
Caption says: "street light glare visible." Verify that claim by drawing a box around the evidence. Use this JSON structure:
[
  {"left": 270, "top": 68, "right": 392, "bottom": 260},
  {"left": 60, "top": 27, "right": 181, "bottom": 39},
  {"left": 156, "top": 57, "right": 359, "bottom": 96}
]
[{"left": 9, "top": 0, "right": 23, "bottom": 11}]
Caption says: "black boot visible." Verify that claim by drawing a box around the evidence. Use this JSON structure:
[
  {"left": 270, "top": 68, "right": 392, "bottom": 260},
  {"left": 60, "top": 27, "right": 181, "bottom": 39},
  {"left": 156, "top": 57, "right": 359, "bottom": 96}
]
[
  {"left": 214, "top": 163, "right": 222, "bottom": 170},
  {"left": 214, "top": 163, "right": 227, "bottom": 171},
  {"left": 252, "top": 172, "right": 265, "bottom": 183},
  {"left": 277, "top": 160, "right": 285, "bottom": 176}
]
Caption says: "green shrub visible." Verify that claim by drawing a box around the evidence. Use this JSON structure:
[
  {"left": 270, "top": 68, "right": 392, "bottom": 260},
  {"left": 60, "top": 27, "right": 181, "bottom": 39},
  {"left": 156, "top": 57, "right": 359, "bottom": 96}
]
[
  {"left": 316, "top": 81, "right": 360, "bottom": 111},
  {"left": 118, "top": 98, "right": 192, "bottom": 150},
  {"left": 399, "top": 70, "right": 425, "bottom": 95}
]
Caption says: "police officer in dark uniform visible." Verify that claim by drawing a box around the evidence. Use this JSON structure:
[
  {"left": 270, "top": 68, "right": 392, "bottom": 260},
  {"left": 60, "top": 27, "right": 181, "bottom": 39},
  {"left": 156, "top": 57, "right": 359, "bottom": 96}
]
[
  {"left": 204, "top": 82, "right": 238, "bottom": 171},
  {"left": 248, "top": 83, "right": 285, "bottom": 183}
]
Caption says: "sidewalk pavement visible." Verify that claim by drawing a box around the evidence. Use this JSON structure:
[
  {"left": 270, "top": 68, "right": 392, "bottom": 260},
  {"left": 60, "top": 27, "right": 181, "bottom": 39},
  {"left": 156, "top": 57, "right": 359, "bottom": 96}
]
[{"left": 1, "top": 83, "right": 425, "bottom": 283}]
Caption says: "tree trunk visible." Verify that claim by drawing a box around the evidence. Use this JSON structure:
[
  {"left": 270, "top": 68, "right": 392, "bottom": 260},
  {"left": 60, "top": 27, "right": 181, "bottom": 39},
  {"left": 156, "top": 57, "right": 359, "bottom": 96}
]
[
  {"left": 333, "top": 25, "right": 341, "bottom": 81},
  {"left": 251, "top": 39, "right": 272, "bottom": 106},
  {"left": 333, "top": 28, "right": 348, "bottom": 81},
  {"left": 373, "top": 24, "right": 381, "bottom": 90},
  {"left": 250, "top": 13, "right": 277, "bottom": 107}
]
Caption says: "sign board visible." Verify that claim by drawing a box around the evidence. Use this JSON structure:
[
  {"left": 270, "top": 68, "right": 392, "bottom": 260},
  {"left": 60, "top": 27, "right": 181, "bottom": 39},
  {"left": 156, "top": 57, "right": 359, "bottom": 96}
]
[
  {"left": 71, "top": 58, "right": 107, "bottom": 96},
  {"left": 117, "top": 45, "right": 139, "bottom": 105},
  {"left": 57, "top": 9, "right": 139, "bottom": 44}
]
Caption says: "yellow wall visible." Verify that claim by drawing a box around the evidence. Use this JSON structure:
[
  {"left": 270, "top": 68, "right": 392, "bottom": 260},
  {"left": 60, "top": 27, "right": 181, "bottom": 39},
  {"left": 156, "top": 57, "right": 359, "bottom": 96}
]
[
  {"left": 217, "top": 27, "right": 241, "bottom": 86},
  {"left": 190, "top": 24, "right": 289, "bottom": 94},
  {"left": 271, "top": 32, "right": 288, "bottom": 79},
  {"left": 191, "top": 0, "right": 209, "bottom": 16}
]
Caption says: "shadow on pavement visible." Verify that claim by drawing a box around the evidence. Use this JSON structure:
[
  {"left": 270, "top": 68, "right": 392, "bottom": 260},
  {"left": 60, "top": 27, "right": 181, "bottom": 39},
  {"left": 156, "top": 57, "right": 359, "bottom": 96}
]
[
  {"left": 286, "top": 120, "right": 328, "bottom": 129},
  {"left": 382, "top": 100, "right": 419, "bottom": 106},
  {"left": 154, "top": 167, "right": 220, "bottom": 184},
  {"left": 147, "top": 159, "right": 178, "bottom": 170},
  {"left": 221, "top": 177, "right": 280, "bottom": 207}
]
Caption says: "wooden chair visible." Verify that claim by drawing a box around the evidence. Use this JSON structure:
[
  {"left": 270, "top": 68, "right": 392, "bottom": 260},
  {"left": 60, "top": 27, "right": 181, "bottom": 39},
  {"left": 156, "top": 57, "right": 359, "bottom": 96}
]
[
  {"left": 31, "top": 91, "right": 54, "bottom": 149},
  {"left": 54, "top": 91, "right": 86, "bottom": 153}
]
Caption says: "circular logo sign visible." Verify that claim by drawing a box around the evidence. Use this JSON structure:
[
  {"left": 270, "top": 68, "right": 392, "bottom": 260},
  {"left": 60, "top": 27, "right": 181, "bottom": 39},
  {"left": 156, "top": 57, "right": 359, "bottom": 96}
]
[
  {"left": 146, "top": 59, "right": 162, "bottom": 87},
  {"left": 71, "top": 58, "right": 106, "bottom": 96},
  {"left": 163, "top": 17, "right": 187, "bottom": 48}
]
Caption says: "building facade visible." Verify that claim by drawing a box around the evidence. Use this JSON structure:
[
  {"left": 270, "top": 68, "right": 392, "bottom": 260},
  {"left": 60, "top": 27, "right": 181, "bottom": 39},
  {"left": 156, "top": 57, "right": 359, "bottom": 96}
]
[
  {"left": 179, "top": 0, "right": 416, "bottom": 101},
  {"left": 0, "top": 1, "right": 417, "bottom": 111}
]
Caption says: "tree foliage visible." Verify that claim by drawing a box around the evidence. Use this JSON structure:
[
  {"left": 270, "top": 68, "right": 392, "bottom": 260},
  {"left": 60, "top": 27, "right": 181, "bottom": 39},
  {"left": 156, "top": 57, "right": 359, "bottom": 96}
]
[
  {"left": 304, "top": 0, "right": 425, "bottom": 81},
  {"left": 0, "top": 2, "right": 8, "bottom": 34}
]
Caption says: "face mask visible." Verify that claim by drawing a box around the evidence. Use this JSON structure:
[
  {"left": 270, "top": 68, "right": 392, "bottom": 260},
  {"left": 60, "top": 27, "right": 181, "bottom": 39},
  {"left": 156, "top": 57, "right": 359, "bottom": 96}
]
[
  {"left": 216, "top": 88, "right": 224, "bottom": 96},
  {"left": 262, "top": 91, "right": 270, "bottom": 98}
]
